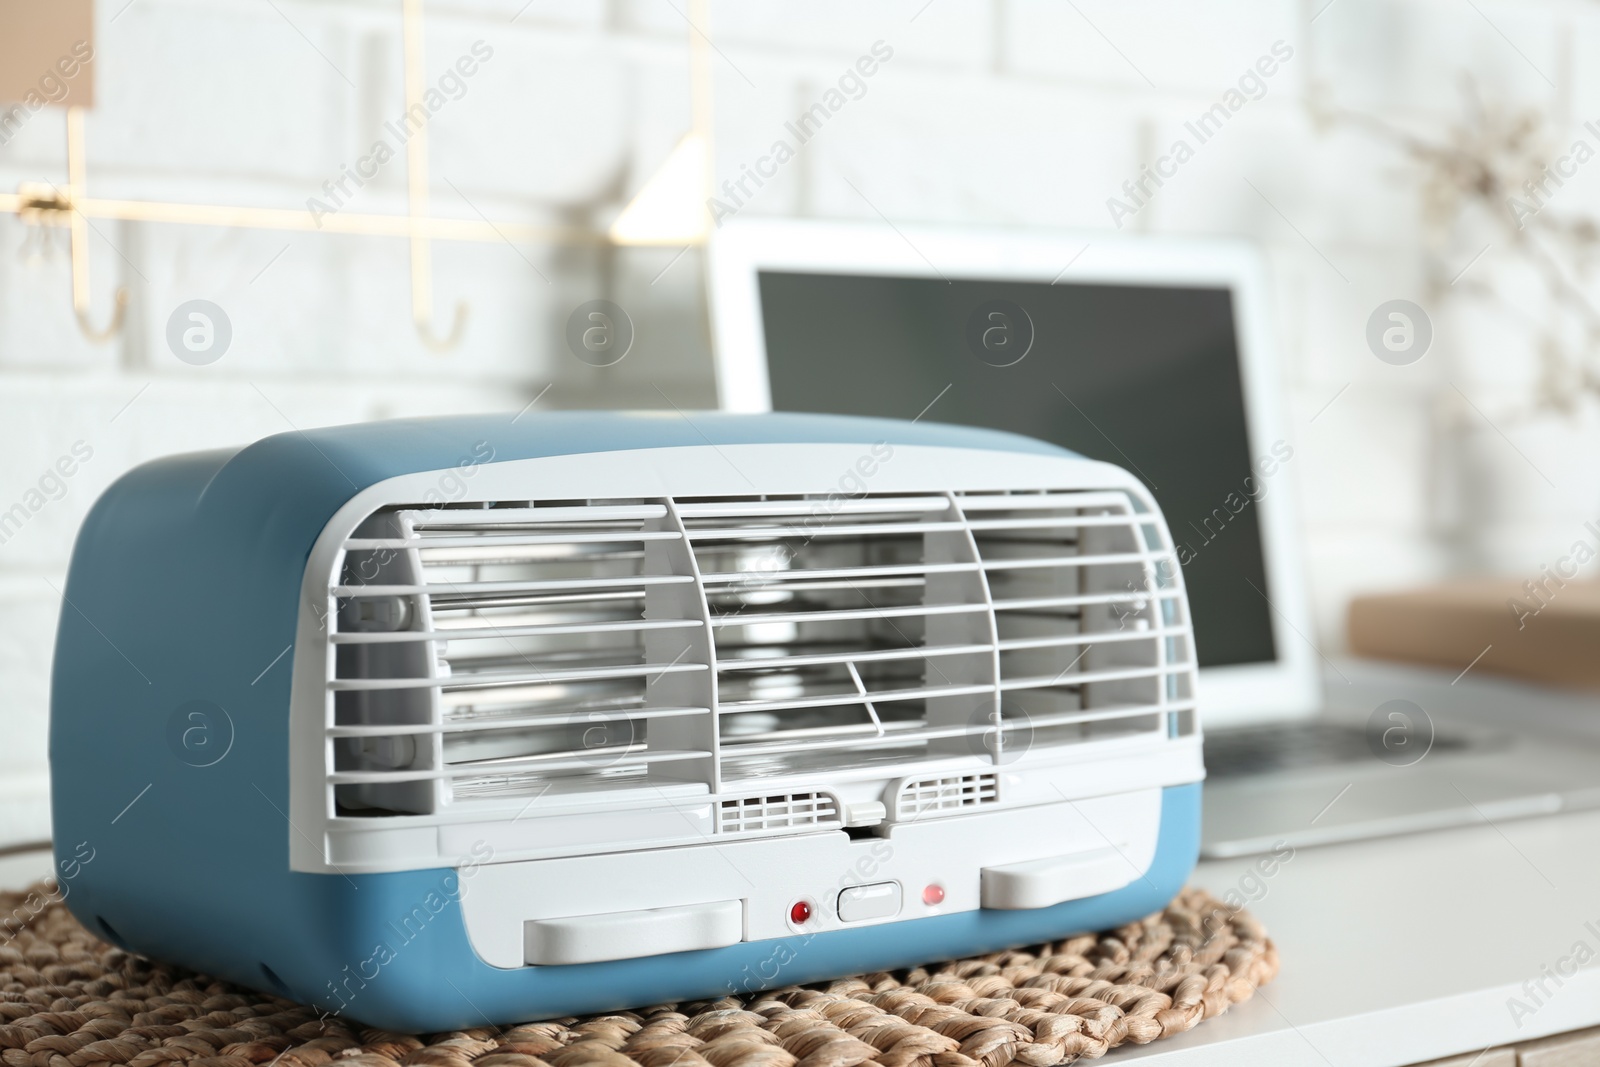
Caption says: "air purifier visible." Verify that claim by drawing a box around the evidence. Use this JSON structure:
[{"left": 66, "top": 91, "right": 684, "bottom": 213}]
[{"left": 51, "top": 411, "right": 1202, "bottom": 1030}]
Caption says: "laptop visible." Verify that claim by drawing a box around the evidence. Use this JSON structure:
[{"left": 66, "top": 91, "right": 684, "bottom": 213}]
[{"left": 705, "top": 218, "right": 1600, "bottom": 858}]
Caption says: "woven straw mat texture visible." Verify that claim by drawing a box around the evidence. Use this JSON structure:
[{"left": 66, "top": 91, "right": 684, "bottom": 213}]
[{"left": 0, "top": 883, "right": 1277, "bottom": 1067}]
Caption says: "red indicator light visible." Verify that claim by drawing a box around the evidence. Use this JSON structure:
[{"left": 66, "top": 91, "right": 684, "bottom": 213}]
[
  {"left": 922, "top": 884, "right": 945, "bottom": 906},
  {"left": 790, "top": 900, "right": 812, "bottom": 924}
]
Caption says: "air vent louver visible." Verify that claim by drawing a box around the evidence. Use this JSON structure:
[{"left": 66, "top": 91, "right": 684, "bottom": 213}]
[
  {"left": 329, "top": 502, "right": 713, "bottom": 814},
  {"left": 324, "top": 489, "right": 1194, "bottom": 833},
  {"left": 717, "top": 792, "right": 841, "bottom": 833},
  {"left": 895, "top": 771, "right": 999, "bottom": 820}
]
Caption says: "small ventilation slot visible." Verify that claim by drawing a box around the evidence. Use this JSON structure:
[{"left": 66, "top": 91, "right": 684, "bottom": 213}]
[
  {"left": 717, "top": 792, "right": 841, "bottom": 834},
  {"left": 895, "top": 771, "right": 998, "bottom": 820}
]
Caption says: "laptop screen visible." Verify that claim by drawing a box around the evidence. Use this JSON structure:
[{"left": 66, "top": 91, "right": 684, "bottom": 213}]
[{"left": 756, "top": 269, "right": 1278, "bottom": 670}]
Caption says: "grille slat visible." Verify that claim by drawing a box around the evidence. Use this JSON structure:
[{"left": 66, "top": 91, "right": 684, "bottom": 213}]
[
  {"left": 980, "top": 551, "right": 1165, "bottom": 569},
  {"left": 329, "top": 705, "right": 710, "bottom": 736},
  {"left": 996, "top": 627, "right": 1183, "bottom": 651},
  {"left": 714, "top": 642, "right": 991, "bottom": 672},
  {"left": 698, "top": 561, "right": 982, "bottom": 583},
  {"left": 402, "top": 504, "right": 668, "bottom": 525},
  {"left": 717, "top": 681, "right": 997, "bottom": 714},
  {"left": 329, "top": 661, "right": 708, "bottom": 691},
  {"left": 678, "top": 497, "right": 950, "bottom": 518},
  {"left": 685, "top": 520, "right": 968, "bottom": 540},
  {"left": 957, "top": 491, "right": 1134, "bottom": 511},
  {"left": 334, "top": 574, "right": 695, "bottom": 597},
  {"left": 346, "top": 531, "right": 684, "bottom": 550},
  {"left": 993, "top": 590, "right": 1184, "bottom": 611},
  {"left": 328, "top": 747, "right": 713, "bottom": 785},
  {"left": 330, "top": 618, "right": 703, "bottom": 645},
  {"left": 707, "top": 602, "right": 990, "bottom": 627},
  {"left": 998, "top": 664, "right": 1178, "bottom": 692}
]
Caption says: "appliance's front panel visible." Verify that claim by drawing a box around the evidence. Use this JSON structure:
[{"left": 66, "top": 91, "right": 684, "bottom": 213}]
[
  {"left": 457, "top": 785, "right": 1165, "bottom": 968},
  {"left": 287, "top": 441, "right": 1203, "bottom": 958}
]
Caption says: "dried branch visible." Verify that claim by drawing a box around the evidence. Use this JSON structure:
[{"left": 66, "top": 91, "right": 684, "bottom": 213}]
[{"left": 1312, "top": 80, "right": 1600, "bottom": 415}]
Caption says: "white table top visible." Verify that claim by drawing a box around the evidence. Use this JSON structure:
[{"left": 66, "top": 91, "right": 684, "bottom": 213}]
[
  {"left": 1116, "top": 659, "right": 1600, "bottom": 1065},
  {"left": 1110, "top": 804, "right": 1600, "bottom": 1065}
]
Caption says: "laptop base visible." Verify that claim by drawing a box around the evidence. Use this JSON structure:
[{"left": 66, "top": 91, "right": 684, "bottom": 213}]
[{"left": 1202, "top": 718, "right": 1600, "bottom": 859}]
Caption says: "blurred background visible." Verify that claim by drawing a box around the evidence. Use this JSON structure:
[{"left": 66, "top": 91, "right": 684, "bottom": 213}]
[{"left": 2, "top": 0, "right": 1595, "bottom": 845}]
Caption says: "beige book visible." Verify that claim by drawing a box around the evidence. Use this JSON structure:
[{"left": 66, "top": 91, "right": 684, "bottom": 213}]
[{"left": 1347, "top": 578, "right": 1600, "bottom": 690}]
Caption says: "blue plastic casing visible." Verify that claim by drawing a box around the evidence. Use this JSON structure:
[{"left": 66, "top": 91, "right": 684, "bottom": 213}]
[{"left": 50, "top": 411, "right": 1200, "bottom": 1031}]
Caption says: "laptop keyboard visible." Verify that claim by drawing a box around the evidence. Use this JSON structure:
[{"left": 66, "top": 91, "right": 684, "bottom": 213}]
[{"left": 1204, "top": 721, "right": 1474, "bottom": 778}]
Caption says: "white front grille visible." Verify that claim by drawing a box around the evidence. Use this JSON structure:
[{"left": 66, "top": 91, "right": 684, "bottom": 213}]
[{"left": 323, "top": 487, "right": 1195, "bottom": 832}]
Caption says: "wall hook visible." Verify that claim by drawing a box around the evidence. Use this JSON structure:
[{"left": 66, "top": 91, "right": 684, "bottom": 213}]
[
  {"left": 65, "top": 108, "right": 125, "bottom": 344},
  {"left": 403, "top": 0, "right": 465, "bottom": 353},
  {"left": 411, "top": 279, "right": 468, "bottom": 351},
  {"left": 75, "top": 285, "right": 128, "bottom": 343}
]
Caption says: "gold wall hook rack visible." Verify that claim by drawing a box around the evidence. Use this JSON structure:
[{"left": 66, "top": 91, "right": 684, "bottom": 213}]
[{"left": 0, "top": 0, "right": 603, "bottom": 350}]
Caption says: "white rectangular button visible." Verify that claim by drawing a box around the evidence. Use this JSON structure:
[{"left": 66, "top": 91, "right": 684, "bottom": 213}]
[
  {"left": 837, "top": 881, "right": 901, "bottom": 922},
  {"left": 981, "top": 846, "right": 1136, "bottom": 910},
  {"left": 525, "top": 899, "right": 742, "bottom": 965}
]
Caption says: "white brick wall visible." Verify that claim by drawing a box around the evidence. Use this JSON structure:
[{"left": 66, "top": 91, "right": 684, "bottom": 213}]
[{"left": 0, "top": 0, "right": 1589, "bottom": 844}]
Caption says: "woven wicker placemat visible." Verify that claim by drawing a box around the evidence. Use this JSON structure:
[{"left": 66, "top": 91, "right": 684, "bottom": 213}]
[{"left": 0, "top": 883, "right": 1276, "bottom": 1067}]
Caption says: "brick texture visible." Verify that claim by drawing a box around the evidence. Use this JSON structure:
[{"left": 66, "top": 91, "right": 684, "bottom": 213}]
[{"left": 0, "top": 0, "right": 1585, "bottom": 845}]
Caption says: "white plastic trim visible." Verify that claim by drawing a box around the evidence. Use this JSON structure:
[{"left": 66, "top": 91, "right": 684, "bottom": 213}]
[
  {"left": 461, "top": 787, "right": 1165, "bottom": 968},
  {"left": 523, "top": 899, "right": 743, "bottom": 966},
  {"left": 981, "top": 848, "right": 1136, "bottom": 909}
]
